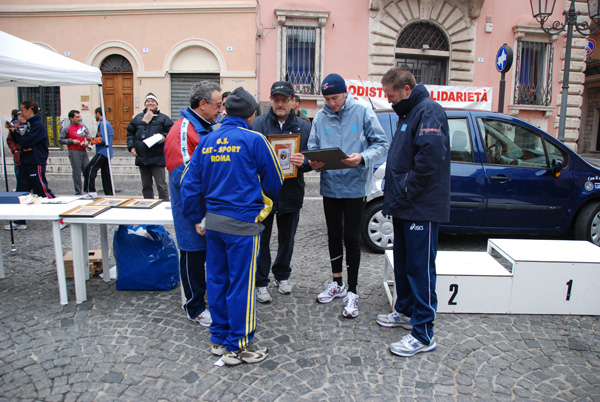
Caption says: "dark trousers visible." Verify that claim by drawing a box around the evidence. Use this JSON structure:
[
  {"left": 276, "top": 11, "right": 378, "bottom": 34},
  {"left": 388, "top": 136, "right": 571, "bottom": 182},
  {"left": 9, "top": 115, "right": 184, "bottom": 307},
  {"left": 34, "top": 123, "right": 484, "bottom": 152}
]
[
  {"left": 256, "top": 210, "right": 300, "bottom": 287},
  {"left": 13, "top": 164, "right": 25, "bottom": 225},
  {"left": 392, "top": 217, "right": 438, "bottom": 345},
  {"left": 83, "top": 154, "right": 114, "bottom": 195},
  {"left": 16, "top": 164, "right": 55, "bottom": 199},
  {"left": 322, "top": 197, "right": 365, "bottom": 293},
  {"left": 180, "top": 249, "right": 207, "bottom": 319},
  {"left": 139, "top": 165, "right": 169, "bottom": 200}
]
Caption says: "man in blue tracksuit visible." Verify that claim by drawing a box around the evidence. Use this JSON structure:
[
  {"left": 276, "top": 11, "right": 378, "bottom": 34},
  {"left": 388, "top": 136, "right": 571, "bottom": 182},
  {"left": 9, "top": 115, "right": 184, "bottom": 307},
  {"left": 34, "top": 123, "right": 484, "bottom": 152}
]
[
  {"left": 180, "top": 87, "right": 283, "bottom": 366},
  {"left": 376, "top": 67, "right": 451, "bottom": 357},
  {"left": 252, "top": 81, "right": 312, "bottom": 303},
  {"left": 308, "top": 73, "right": 388, "bottom": 319}
]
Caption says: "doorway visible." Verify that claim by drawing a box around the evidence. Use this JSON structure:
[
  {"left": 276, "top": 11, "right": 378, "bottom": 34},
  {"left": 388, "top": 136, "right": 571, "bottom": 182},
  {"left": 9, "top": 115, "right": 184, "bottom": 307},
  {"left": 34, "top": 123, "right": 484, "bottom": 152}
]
[{"left": 100, "top": 55, "right": 133, "bottom": 145}]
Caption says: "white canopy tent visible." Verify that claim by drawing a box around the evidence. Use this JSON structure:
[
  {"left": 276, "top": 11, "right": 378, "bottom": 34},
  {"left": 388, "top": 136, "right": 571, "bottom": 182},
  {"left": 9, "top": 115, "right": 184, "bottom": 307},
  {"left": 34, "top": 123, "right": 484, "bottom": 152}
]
[{"left": 0, "top": 30, "right": 114, "bottom": 196}]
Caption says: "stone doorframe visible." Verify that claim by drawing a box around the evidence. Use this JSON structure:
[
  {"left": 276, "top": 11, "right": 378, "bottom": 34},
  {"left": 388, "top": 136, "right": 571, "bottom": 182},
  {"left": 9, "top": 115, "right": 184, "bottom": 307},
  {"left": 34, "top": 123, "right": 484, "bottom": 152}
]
[{"left": 368, "top": 0, "right": 484, "bottom": 84}]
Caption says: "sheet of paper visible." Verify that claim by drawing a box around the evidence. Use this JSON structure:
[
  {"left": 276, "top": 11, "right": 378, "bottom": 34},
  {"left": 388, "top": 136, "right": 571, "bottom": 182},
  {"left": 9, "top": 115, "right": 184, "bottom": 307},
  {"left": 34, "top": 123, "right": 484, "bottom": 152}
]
[
  {"left": 143, "top": 133, "right": 164, "bottom": 148},
  {"left": 42, "top": 196, "right": 84, "bottom": 204}
]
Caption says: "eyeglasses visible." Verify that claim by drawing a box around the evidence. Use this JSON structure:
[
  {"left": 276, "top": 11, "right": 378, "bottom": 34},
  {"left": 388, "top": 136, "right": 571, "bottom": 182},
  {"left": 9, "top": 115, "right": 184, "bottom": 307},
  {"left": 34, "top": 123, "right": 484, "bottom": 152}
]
[
  {"left": 271, "top": 97, "right": 291, "bottom": 104},
  {"left": 208, "top": 102, "right": 223, "bottom": 108}
]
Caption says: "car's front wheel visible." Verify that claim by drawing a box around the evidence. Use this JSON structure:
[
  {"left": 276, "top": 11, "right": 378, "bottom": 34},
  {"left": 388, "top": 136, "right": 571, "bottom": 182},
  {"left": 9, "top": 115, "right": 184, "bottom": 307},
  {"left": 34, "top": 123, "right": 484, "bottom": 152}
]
[
  {"left": 361, "top": 199, "right": 394, "bottom": 253},
  {"left": 574, "top": 201, "right": 600, "bottom": 246}
]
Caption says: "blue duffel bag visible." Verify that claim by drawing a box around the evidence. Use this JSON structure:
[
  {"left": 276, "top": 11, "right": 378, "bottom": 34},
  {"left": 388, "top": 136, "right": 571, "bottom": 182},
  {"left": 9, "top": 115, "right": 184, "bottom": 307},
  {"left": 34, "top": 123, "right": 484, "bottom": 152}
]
[{"left": 113, "top": 224, "right": 180, "bottom": 291}]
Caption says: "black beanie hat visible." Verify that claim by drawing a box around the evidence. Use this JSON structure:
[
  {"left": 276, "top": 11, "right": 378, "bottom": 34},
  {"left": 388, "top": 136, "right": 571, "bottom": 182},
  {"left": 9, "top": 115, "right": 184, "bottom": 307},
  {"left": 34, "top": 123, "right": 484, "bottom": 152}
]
[
  {"left": 225, "top": 87, "right": 258, "bottom": 118},
  {"left": 321, "top": 73, "right": 347, "bottom": 95}
]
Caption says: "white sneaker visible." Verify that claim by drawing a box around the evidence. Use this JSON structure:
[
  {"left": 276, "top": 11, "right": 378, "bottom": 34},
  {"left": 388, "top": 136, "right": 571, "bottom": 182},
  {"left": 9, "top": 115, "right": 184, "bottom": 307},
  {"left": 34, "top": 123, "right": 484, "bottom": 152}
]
[
  {"left": 317, "top": 281, "right": 347, "bottom": 304},
  {"left": 82, "top": 192, "right": 97, "bottom": 199},
  {"left": 390, "top": 334, "right": 436, "bottom": 357},
  {"left": 189, "top": 309, "right": 212, "bottom": 327},
  {"left": 342, "top": 291, "right": 359, "bottom": 318},
  {"left": 4, "top": 222, "right": 27, "bottom": 230},
  {"left": 376, "top": 310, "right": 412, "bottom": 329},
  {"left": 59, "top": 219, "right": 68, "bottom": 230},
  {"left": 256, "top": 286, "right": 272, "bottom": 303},
  {"left": 276, "top": 279, "right": 292, "bottom": 295},
  {"left": 197, "top": 309, "right": 212, "bottom": 327}
]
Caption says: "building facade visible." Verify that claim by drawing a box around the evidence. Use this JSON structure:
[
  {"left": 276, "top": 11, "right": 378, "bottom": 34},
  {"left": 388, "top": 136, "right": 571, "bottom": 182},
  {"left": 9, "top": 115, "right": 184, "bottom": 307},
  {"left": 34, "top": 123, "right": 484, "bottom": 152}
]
[{"left": 1, "top": 0, "right": 597, "bottom": 152}]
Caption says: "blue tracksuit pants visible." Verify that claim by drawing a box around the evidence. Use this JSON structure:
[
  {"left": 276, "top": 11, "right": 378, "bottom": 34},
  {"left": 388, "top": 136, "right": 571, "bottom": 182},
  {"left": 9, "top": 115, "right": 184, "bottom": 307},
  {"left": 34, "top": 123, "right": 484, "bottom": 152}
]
[
  {"left": 392, "top": 217, "right": 438, "bottom": 345},
  {"left": 206, "top": 230, "right": 260, "bottom": 351}
]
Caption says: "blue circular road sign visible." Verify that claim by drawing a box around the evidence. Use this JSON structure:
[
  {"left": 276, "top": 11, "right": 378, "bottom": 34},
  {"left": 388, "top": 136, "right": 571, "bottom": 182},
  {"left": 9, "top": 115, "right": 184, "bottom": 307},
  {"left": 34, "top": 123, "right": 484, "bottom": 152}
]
[{"left": 496, "top": 44, "right": 513, "bottom": 73}]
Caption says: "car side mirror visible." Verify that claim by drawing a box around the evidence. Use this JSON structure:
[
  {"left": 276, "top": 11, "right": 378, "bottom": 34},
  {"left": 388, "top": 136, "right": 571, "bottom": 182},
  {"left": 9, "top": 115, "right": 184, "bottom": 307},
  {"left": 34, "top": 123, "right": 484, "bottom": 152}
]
[{"left": 551, "top": 159, "right": 563, "bottom": 177}]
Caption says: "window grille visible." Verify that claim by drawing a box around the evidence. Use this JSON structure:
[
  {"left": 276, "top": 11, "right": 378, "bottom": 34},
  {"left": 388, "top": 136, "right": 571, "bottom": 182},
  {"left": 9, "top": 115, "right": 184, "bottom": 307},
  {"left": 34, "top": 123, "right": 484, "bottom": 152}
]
[
  {"left": 284, "top": 26, "right": 318, "bottom": 94},
  {"left": 397, "top": 22, "right": 449, "bottom": 51},
  {"left": 395, "top": 57, "right": 447, "bottom": 85},
  {"left": 18, "top": 86, "right": 61, "bottom": 147},
  {"left": 514, "top": 41, "right": 553, "bottom": 106}
]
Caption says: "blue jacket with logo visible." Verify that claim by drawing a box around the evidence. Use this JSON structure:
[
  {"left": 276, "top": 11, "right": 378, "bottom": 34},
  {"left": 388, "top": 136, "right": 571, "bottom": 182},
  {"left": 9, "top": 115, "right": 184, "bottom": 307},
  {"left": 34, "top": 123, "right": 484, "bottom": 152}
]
[
  {"left": 165, "top": 107, "right": 213, "bottom": 251},
  {"left": 180, "top": 116, "right": 284, "bottom": 225},
  {"left": 382, "top": 83, "right": 451, "bottom": 222},
  {"left": 13, "top": 114, "right": 49, "bottom": 166},
  {"left": 308, "top": 94, "right": 388, "bottom": 199}
]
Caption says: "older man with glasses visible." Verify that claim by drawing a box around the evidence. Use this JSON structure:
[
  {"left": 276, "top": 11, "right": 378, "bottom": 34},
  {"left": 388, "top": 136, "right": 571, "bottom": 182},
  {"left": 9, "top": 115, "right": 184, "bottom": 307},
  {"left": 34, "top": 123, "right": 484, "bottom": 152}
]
[{"left": 165, "top": 81, "right": 223, "bottom": 327}]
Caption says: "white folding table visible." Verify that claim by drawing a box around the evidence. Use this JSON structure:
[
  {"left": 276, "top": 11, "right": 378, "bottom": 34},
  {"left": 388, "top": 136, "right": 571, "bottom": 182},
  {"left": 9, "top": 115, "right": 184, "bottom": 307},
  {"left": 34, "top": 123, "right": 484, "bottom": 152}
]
[
  {"left": 0, "top": 201, "right": 90, "bottom": 305},
  {"left": 62, "top": 202, "right": 174, "bottom": 303}
]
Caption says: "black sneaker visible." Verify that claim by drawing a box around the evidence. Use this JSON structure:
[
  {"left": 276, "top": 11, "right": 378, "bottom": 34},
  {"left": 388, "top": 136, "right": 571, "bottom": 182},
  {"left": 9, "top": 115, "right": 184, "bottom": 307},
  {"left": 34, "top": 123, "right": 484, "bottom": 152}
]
[{"left": 222, "top": 343, "right": 268, "bottom": 366}]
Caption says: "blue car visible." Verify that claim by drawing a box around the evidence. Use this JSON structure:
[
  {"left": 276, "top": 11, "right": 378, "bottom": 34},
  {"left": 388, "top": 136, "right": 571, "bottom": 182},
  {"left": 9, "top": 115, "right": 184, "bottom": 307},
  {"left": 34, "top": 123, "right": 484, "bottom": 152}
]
[{"left": 361, "top": 109, "right": 600, "bottom": 253}]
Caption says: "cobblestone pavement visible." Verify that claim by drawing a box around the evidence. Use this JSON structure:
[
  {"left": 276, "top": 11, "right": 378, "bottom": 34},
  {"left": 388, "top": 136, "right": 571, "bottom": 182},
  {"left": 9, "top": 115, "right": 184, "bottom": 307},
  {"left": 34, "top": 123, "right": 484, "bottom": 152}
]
[{"left": 0, "top": 176, "right": 599, "bottom": 401}]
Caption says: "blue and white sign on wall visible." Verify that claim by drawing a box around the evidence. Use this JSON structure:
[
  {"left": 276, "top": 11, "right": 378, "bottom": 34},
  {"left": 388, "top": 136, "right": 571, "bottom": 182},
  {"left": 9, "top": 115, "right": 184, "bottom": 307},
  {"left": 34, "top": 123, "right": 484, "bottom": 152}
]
[
  {"left": 496, "top": 44, "right": 513, "bottom": 73},
  {"left": 587, "top": 39, "right": 596, "bottom": 57}
]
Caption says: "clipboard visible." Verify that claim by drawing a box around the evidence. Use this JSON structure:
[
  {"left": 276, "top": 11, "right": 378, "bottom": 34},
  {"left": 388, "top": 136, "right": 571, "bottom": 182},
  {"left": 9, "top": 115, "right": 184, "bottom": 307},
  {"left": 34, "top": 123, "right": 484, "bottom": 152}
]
[{"left": 301, "top": 147, "right": 349, "bottom": 170}]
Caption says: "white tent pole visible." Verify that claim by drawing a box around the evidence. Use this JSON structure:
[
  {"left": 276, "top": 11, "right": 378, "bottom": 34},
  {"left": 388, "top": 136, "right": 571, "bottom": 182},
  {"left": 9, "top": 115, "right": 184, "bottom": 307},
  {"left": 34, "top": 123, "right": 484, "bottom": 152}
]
[{"left": 98, "top": 84, "right": 115, "bottom": 195}]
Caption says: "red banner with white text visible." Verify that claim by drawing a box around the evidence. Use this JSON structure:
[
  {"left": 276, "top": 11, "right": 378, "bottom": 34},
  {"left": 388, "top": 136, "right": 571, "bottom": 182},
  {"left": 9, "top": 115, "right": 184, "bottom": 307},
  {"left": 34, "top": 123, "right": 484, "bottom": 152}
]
[{"left": 345, "top": 80, "right": 493, "bottom": 111}]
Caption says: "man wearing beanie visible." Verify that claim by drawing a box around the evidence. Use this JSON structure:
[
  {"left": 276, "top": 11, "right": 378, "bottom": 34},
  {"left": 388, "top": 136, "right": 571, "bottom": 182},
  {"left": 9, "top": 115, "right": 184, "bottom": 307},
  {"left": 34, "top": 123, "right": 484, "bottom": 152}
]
[
  {"left": 307, "top": 73, "right": 388, "bottom": 318},
  {"left": 251, "top": 81, "right": 312, "bottom": 303},
  {"left": 126, "top": 92, "right": 174, "bottom": 200},
  {"left": 180, "top": 86, "right": 283, "bottom": 366}
]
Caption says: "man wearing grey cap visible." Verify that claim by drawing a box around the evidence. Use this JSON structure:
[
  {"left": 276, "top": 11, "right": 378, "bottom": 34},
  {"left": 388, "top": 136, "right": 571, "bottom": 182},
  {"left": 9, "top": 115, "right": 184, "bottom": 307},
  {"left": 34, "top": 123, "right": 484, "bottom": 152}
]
[
  {"left": 252, "top": 81, "right": 312, "bottom": 303},
  {"left": 180, "top": 87, "right": 283, "bottom": 366}
]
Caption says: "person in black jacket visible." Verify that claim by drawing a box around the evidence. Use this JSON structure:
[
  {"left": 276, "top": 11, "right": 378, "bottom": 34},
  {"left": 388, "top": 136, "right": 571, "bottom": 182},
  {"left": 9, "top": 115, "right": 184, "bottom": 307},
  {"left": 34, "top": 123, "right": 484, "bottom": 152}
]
[
  {"left": 251, "top": 81, "right": 312, "bottom": 303},
  {"left": 126, "top": 93, "right": 174, "bottom": 200},
  {"left": 11, "top": 100, "right": 56, "bottom": 200},
  {"left": 376, "top": 68, "right": 450, "bottom": 357}
]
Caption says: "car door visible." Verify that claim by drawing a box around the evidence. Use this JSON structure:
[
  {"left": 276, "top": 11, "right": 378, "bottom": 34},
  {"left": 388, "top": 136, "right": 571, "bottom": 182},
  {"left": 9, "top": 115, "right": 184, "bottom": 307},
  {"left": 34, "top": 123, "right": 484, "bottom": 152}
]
[
  {"left": 446, "top": 115, "right": 487, "bottom": 228},
  {"left": 477, "top": 116, "right": 575, "bottom": 229}
]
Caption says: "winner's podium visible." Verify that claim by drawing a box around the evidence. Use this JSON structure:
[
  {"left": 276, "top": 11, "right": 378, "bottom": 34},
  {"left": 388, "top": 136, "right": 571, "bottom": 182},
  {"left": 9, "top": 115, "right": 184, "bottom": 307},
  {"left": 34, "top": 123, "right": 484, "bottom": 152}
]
[{"left": 383, "top": 239, "right": 600, "bottom": 315}]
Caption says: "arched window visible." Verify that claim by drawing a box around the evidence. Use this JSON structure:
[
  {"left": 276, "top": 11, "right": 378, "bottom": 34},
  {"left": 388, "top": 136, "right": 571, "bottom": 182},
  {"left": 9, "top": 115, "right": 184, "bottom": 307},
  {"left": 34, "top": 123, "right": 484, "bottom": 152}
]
[
  {"left": 395, "top": 22, "right": 449, "bottom": 85},
  {"left": 100, "top": 55, "right": 133, "bottom": 73}
]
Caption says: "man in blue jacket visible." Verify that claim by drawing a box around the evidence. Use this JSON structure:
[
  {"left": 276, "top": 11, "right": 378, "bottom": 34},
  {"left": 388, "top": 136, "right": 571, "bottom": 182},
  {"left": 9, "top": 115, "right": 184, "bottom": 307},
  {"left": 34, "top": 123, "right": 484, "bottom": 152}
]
[
  {"left": 180, "top": 87, "right": 283, "bottom": 366},
  {"left": 252, "top": 81, "right": 312, "bottom": 303},
  {"left": 308, "top": 73, "right": 388, "bottom": 318},
  {"left": 83, "top": 107, "right": 114, "bottom": 197},
  {"left": 377, "top": 67, "right": 450, "bottom": 357}
]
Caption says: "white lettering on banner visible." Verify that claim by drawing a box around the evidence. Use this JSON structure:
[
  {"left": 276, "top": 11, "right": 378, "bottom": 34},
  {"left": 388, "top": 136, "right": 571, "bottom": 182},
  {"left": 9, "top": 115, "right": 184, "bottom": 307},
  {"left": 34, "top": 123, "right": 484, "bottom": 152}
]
[{"left": 345, "top": 80, "right": 493, "bottom": 111}]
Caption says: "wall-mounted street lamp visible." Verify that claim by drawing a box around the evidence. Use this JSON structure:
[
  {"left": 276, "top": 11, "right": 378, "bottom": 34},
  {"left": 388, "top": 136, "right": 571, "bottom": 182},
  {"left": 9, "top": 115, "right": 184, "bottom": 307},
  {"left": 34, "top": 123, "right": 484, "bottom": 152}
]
[{"left": 530, "top": 0, "right": 600, "bottom": 142}]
